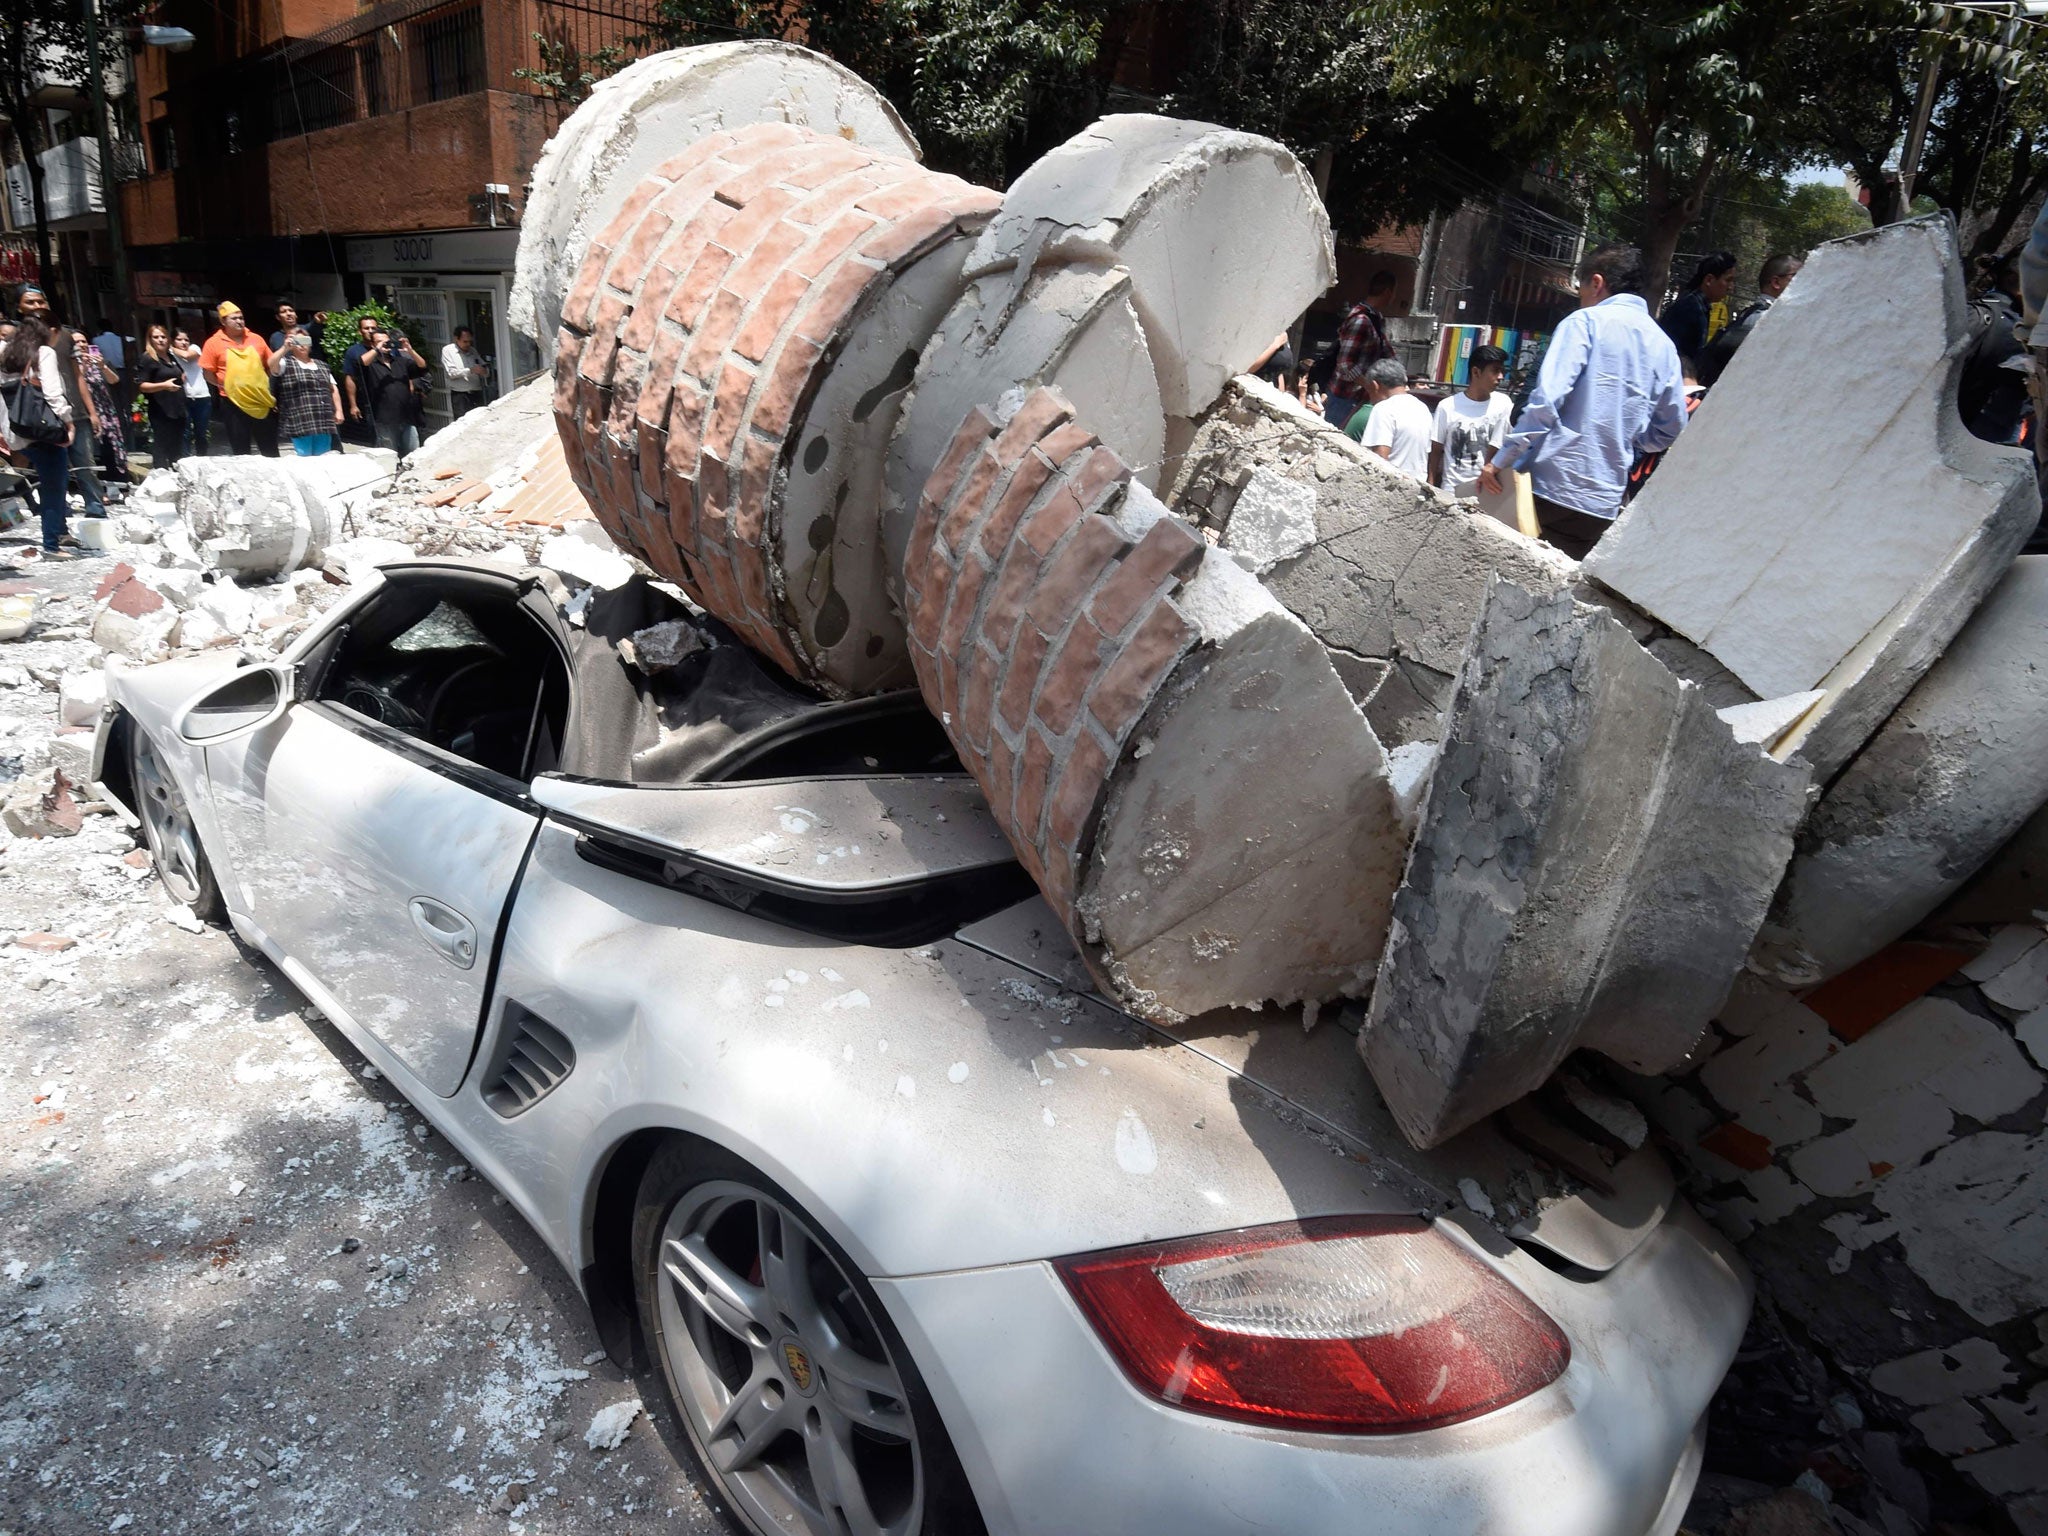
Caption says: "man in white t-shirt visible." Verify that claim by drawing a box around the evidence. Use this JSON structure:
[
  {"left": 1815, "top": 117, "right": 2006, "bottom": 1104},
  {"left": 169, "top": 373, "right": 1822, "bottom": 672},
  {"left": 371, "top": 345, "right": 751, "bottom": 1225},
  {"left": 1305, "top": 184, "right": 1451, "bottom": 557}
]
[
  {"left": 1357, "top": 357, "right": 1432, "bottom": 479},
  {"left": 1429, "top": 343, "right": 1514, "bottom": 489}
]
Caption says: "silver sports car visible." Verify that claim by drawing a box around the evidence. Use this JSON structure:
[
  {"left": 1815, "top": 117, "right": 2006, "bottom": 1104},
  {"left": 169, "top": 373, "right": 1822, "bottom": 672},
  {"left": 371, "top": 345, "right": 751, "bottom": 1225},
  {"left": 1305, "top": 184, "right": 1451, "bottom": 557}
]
[{"left": 93, "top": 556, "right": 1749, "bottom": 1536}]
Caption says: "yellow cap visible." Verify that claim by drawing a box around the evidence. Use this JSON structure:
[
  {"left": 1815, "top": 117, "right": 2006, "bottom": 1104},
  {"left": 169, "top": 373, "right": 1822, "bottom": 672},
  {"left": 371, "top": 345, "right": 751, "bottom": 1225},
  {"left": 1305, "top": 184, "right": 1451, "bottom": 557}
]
[{"left": 217, "top": 301, "right": 242, "bottom": 318}]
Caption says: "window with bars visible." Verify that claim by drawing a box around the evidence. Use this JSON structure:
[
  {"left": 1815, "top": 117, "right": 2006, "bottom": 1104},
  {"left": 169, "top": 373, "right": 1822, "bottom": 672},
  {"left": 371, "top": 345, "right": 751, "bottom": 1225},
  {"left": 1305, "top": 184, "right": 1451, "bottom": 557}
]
[{"left": 411, "top": 5, "right": 486, "bottom": 105}]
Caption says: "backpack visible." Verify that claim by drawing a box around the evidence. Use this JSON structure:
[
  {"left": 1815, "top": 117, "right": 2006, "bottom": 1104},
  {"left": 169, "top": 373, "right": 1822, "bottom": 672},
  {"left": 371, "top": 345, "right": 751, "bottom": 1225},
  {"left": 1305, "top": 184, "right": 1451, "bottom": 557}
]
[{"left": 0, "top": 364, "right": 70, "bottom": 446}]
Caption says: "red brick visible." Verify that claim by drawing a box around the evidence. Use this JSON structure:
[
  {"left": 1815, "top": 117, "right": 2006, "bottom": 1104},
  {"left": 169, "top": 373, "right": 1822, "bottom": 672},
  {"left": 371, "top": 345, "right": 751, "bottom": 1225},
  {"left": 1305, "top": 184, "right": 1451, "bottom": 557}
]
[
  {"left": 960, "top": 639, "right": 999, "bottom": 752},
  {"left": 936, "top": 549, "right": 991, "bottom": 659},
  {"left": 666, "top": 242, "right": 739, "bottom": 338},
  {"left": 981, "top": 732, "right": 1018, "bottom": 827},
  {"left": 725, "top": 218, "right": 811, "bottom": 306},
  {"left": 779, "top": 140, "right": 876, "bottom": 190},
  {"left": 989, "top": 387, "right": 1075, "bottom": 469},
  {"left": 732, "top": 267, "right": 814, "bottom": 364},
  {"left": 1068, "top": 445, "right": 1132, "bottom": 515},
  {"left": 562, "top": 239, "right": 614, "bottom": 333},
  {"left": 789, "top": 207, "right": 882, "bottom": 279},
  {"left": 919, "top": 408, "right": 997, "bottom": 525},
  {"left": 905, "top": 497, "right": 947, "bottom": 611},
  {"left": 712, "top": 183, "right": 802, "bottom": 265},
  {"left": 1801, "top": 941, "right": 1976, "bottom": 1042},
  {"left": 693, "top": 453, "right": 733, "bottom": 549},
  {"left": 784, "top": 172, "right": 883, "bottom": 231},
  {"left": 662, "top": 379, "right": 708, "bottom": 484},
  {"left": 1013, "top": 726, "right": 1058, "bottom": 846},
  {"left": 1035, "top": 421, "right": 1097, "bottom": 470},
  {"left": 979, "top": 545, "right": 1046, "bottom": 653},
  {"left": 578, "top": 293, "right": 630, "bottom": 387},
  {"left": 645, "top": 129, "right": 740, "bottom": 185},
  {"left": 714, "top": 141, "right": 829, "bottom": 207},
  {"left": 938, "top": 447, "right": 1005, "bottom": 557},
  {"left": 995, "top": 619, "right": 1052, "bottom": 735},
  {"left": 1047, "top": 731, "right": 1112, "bottom": 858},
  {"left": 751, "top": 335, "right": 823, "bottom": 442},
  {"left": 683, "top": 288, "right": 751, "bottom": 381},
  {"left": 1034, "top": 615, "right": 1108, "bottom": 737},
  {"left": 908, "top": 546, "right": 954, "bottom": 652},
  {"left": 1698, "top": 1122, "right": 1774, "bottom": 1172},
  {"left": 856, "top": 178, "right": 950, "bottom": 222},
  {"left": 856, "top": 201, "right": 959, "bottom": 269},
  {"left": 1024, "top": 517, "right": 1126, "bottom": 635},
  {"left": 614, "top": 207, "right": 677, "bottom": 285},
  {"left": 703, "top": 360, "right": 756, "bottom": 464},
  {"left": 793, "top": 256, "right": 882, "bottom": 346},
  {"left": 551, "top": 331, "right": 584, "bottom": 418},
  {"left": 1087, "top": 516, "right": 1206, "bottom": 636},
  {"left": 1018, "top": 485, "right": 1085, "bottom": 557},
  {"left": 714, "top": 120, "right": 808, "bottom": 167},
  {"left": 634, "top": 321, "right": 688, "bottom": 437},
  {"left": 731, "top": 433, "right": 780, "bottom": 546},
  {"left": 975, "top": 450, "right": 1057, "bottom": 561},
  {"left": 1087, "top": 600, "right": 1194, "bottom": 738}
]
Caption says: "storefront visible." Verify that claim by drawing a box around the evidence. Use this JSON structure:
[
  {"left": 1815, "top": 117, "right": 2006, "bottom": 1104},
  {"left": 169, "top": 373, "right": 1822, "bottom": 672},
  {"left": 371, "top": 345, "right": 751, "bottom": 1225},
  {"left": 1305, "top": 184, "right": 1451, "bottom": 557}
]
[{"left": 344, "top": 228, "right": 539, "bottom": 429}]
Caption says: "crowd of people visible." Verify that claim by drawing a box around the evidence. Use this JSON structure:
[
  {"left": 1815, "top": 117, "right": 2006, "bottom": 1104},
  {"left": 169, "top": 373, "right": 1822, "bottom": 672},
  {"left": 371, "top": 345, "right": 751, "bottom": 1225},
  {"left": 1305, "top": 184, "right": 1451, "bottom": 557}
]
[{"left": 0, "top": 285, "right": 496, "bottom": 558}]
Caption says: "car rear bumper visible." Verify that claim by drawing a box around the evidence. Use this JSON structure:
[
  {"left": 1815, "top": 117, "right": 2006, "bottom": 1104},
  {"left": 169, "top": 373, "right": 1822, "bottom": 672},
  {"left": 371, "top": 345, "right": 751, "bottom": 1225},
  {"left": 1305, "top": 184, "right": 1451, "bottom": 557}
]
[{"left": 875, "top": 1199, "right": 1747, "bottom": 1536}]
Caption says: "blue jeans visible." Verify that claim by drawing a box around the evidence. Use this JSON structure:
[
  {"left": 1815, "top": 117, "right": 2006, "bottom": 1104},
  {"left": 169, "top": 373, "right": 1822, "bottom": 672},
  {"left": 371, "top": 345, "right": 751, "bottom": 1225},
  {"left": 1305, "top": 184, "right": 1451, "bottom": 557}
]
[
  {"left": 24, "top": 440, "right": 71, "bottom": 551},
  {"left": 187, "top": 394, "right": 212, "bottom": 454},
  {"left": 292, "top": 433, "right": 333, "bottom": 456},
  {"left": 375, "top": 421, "right": 419, "bottom": 456},
  {"left": 1324, "top": 395, "right": 1361, "bottom": 430},
  {"left": 67, "top": 432, "right": 106, "bottom": 517}
]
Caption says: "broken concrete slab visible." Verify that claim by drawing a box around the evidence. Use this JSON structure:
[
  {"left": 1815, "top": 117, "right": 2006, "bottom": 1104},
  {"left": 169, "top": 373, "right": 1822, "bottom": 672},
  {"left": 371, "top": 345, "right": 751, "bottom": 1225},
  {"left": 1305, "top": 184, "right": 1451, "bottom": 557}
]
[
  {"left": 510, "top": 41, "right": 919, "bottom": 349},
  {"left": 1361, "top": 578, "right": 1811, "bottom": 1149},
  {"left": 1158, "top": 376, "right": 1578, "bottom": 747},
  {"left": 1219, "top": 466, "right": 1317, "bottom": 573},
  {"left": 1583, "top": 217, "right": 2039, "bottom": 781},
  {"left": 963, "top": 114, "right": 1334, "bottom": 416},
  {"left": 1755, "top": 556, "right": 2048, "bottom": 985},
  {"left": 904, "top": 386, "right": 1404, "bottom": 1022},
  {"left": 174, "top": 457, "right": 333, "bottom": 581},
  {"left": 886, "top": 262, "right": 1167, "bottom": 600}
]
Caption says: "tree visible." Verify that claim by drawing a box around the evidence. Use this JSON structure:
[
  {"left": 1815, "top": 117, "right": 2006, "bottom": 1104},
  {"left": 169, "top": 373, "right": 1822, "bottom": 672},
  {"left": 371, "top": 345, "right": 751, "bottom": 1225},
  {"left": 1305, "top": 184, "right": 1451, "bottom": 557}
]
[
  {"left": 646, "top": 0, "right": 1120, "bottom": 185},
  {"left": 513, "top": 30, "right": 631, "bottom": 108},
  {"left": 1371, "top": 0, "right": 1833, "bottom": 300}
]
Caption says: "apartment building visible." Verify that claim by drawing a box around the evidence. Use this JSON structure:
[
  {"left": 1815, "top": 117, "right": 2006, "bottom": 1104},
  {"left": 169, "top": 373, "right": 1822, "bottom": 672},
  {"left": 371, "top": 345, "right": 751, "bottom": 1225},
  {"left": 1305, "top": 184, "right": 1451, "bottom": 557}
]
[{"left": 119, "top": 0, "right": 651, "bottom": 405}]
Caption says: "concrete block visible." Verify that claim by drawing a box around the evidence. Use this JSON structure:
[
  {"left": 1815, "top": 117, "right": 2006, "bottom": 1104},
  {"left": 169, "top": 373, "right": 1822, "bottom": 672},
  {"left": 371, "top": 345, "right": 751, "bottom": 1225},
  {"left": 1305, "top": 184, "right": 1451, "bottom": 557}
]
[
  {"left": 1220, "top": 466, "right": 1317, "bottom": 574},
  {"left": 1361, "top": 579, "right": 1810, "bottom": 1149},
  {"left": 1756, "top": 558, "right": 2048, "bottom": 985},
  {"left": 174, "top": 457, "right": 325, "bottom": 581},
  {"left": 886, "top": 262, "right": 1167, "bottom": 599},
  {"left": 510, "top": 41, "right": 919, "bottom": 347},
  {"left": 903, "top": 387, "right": 1405, "bottom": 1023},
  {"left": 57, "top": 669, "right": 105, "bottom": 728},
  {"left": 1583, "top": 218, "right": 2039, "bottom": 781},
  {"left": 1159, "top": 377, "right": 1578, "bottom": 749},
  {"left": 963, "top": 114, "right": 1334, "bottom": 415}
]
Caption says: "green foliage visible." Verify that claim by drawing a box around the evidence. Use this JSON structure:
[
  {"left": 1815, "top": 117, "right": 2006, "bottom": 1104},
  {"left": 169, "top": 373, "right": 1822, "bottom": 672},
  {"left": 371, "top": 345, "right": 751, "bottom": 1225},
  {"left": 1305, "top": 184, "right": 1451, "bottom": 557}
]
[
  {"left": 646, "top": 0, "right": 1116, "bottom": 184},
  {"left": 320, "top": 302, "right": 427, "bottom": 377},
  {"left": 514, "top": 30, "right": 631, "bottom": 107}
]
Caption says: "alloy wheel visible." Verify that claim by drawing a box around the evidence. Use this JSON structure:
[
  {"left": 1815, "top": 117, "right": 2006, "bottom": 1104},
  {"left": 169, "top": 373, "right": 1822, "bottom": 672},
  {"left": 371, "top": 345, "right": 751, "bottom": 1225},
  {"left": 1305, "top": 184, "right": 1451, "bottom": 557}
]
[
  {"left": 130, "top": 729, "right": 209, "bottom": 910},
  {"left": 655, "top": 1179, "right": 924, "bottom": 1536}
]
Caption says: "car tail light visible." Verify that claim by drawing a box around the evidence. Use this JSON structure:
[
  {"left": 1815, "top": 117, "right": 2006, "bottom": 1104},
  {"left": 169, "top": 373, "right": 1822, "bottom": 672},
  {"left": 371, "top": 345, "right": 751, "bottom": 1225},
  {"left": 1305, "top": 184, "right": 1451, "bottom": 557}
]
[{"left": 1056, "top": 1216, "right": 1569, "bottom": 1434}]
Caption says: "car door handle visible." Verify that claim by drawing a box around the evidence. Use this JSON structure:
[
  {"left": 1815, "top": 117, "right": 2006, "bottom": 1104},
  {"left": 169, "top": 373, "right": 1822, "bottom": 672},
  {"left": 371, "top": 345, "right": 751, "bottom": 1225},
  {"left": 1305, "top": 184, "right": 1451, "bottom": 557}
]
[{"left": 408, "top": 897, "right": 478, "bottom": 970}]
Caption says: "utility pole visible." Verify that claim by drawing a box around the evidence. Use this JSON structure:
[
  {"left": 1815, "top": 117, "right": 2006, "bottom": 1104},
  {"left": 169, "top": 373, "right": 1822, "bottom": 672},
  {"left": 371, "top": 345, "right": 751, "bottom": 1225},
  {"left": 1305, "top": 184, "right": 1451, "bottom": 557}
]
[{"left": 80, "top": 0, "right": 135, "bottom": 341}]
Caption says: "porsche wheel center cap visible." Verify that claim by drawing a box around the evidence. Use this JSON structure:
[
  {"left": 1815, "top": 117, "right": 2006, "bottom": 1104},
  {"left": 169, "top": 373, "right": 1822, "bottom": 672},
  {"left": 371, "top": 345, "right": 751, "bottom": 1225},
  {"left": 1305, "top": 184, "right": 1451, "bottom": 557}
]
[{"left": 780, "top": 1339, "right": 816, "bottom": 1395}]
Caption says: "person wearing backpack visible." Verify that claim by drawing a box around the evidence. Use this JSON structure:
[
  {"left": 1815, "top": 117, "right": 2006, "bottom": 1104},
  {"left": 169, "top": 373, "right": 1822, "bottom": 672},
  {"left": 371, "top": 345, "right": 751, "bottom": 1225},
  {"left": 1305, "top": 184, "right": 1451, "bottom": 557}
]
[{"left": 0, "top": 317, "right": 80, "bottom": 558}]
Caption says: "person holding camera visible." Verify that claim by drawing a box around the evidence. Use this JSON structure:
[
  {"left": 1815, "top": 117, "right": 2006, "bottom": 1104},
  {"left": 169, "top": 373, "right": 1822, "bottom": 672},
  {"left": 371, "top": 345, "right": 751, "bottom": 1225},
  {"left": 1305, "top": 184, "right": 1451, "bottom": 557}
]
[
  {"left": 360, "top": 328, "right": 429, "bottom": 457},
  {"left": 269, "top": 327, "right": 344, "bottom": 457}
]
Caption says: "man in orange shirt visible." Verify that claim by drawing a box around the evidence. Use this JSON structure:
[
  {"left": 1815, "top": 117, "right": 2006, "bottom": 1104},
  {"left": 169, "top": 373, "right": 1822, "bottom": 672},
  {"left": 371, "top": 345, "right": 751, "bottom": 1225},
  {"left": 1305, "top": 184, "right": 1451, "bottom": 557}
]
[{"left": 199, "top": 301, "right": 278, "bottom": 457}]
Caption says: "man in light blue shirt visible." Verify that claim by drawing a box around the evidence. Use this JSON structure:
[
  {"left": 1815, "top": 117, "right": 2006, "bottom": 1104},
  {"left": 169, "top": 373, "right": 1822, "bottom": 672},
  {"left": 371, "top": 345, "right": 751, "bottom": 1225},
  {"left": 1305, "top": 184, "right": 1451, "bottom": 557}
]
[{"left": 1480, "top": 244, "right": 1689, "bottom": 558}]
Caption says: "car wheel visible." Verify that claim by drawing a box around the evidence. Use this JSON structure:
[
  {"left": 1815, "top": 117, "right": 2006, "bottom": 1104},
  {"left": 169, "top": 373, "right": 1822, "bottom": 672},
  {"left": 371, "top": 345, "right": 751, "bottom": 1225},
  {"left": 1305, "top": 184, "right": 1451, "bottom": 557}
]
[
  {"left": 129, "top": 725, "right": 222, "bottom": 921},
  {"left": 633, "top": 1142, "right": 985, "bottom": 1536}
]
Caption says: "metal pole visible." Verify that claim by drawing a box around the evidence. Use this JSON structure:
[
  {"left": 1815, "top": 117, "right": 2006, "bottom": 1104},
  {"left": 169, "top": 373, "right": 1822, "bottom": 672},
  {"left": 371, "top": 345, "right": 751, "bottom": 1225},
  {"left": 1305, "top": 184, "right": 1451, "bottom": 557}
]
[
  {"left": 80, "top": 0, "right": 136, "bottom": 341},
  {"left": 1897, "top": 28, "right": 1946, "bottom": 211}
]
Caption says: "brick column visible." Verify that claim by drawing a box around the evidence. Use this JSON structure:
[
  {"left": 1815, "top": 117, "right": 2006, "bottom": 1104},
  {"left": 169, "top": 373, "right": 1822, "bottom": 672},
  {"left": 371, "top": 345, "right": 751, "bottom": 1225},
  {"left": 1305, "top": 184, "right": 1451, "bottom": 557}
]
[{"left": 554, "top": 121, "right": 997, "bottom": 690}]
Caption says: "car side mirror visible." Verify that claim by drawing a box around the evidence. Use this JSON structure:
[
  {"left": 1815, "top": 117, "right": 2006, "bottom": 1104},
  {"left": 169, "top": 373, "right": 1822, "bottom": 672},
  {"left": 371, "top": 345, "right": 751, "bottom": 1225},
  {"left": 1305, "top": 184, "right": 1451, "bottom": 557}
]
[{"left": 172, "top": 662, "right": 295, "bottom": 746}]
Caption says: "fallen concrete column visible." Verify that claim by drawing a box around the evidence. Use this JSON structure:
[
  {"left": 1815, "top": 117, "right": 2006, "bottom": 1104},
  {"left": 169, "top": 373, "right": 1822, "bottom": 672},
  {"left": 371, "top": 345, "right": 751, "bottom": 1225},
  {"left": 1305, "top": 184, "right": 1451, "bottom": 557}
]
[
  {"left": 962, "top": 115, "right": 1333, "bottom": 417},
  {"left": 884, "top": 262, "right": 1166, "bottom": 598},
  {"left": 1755, "top": 555, "right": 2048, "bottom": 985},
  {"left": 1583, "top": 217, "right": 2038, "bottom": 781},
  {"left": 1159, "top": 376, "right": 1579, "bottom": 746},
  {"left": 555, "top": 121, "right": 999, "bottom": 694},
  {"left": 175, "top": 457, "right": 331, "bottom": 581},
  {"left": 1362, "top": 579, "right": 1810, "bottom": 1149},
  {"left": 510, "top": 41, "right": 920, "bottom": 349},
  {"left": 906, "top": 386, "right": 1406, "bottom": 1022}
]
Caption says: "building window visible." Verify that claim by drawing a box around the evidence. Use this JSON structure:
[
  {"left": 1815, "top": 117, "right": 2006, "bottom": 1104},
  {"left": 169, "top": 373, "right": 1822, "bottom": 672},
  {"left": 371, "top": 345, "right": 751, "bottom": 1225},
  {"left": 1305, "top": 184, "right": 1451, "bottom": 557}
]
[
  {"left": 411, "top": 5, "right": 485, "bottom": 105},
  {"left": 278, "top": 44, "right": 362, "bottom": 134},
  {"left": 148, "top": 118, "right": 176, "bottom": 172}
]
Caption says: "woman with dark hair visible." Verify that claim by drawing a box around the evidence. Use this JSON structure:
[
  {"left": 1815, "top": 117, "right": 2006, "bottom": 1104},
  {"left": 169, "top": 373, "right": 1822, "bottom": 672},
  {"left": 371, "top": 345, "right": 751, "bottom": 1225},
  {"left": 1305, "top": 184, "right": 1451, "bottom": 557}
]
[
  {"left": 73, "top": 328, "right": 128, "bottom": 481},
  {"left": 135, "top": 323, "right": 188, "bottom": 468},
  {"left": 0, "top": 317, "right": 80, "bottom": 558},
  {"left": 1659, "top": 250, "right": 1738, "bottom": 366}
]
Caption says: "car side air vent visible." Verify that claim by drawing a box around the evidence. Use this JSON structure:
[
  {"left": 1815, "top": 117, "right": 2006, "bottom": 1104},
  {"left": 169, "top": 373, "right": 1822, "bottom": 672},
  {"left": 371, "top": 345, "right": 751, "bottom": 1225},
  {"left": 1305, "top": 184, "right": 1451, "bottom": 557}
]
[{"left": 482, "top": 1005, "right": 575, "bottom": 1118}]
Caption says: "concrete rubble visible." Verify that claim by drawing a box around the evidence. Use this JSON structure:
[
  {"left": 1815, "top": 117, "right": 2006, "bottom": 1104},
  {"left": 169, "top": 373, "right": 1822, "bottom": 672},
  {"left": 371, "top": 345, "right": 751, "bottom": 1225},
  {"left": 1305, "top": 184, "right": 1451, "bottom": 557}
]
[
  {"left": 1583, "top": 217, "right": 2038, "bottom": 781},
  {"left": 1362, "top": 580, "right": 1810, "bottom": 1147}
]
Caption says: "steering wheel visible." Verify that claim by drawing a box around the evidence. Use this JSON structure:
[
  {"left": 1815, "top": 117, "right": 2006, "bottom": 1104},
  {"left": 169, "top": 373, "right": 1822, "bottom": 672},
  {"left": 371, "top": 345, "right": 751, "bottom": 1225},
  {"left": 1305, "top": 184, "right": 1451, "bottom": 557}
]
[{"left": 423, "top": 658, "right": 503, "bottom": 745}]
